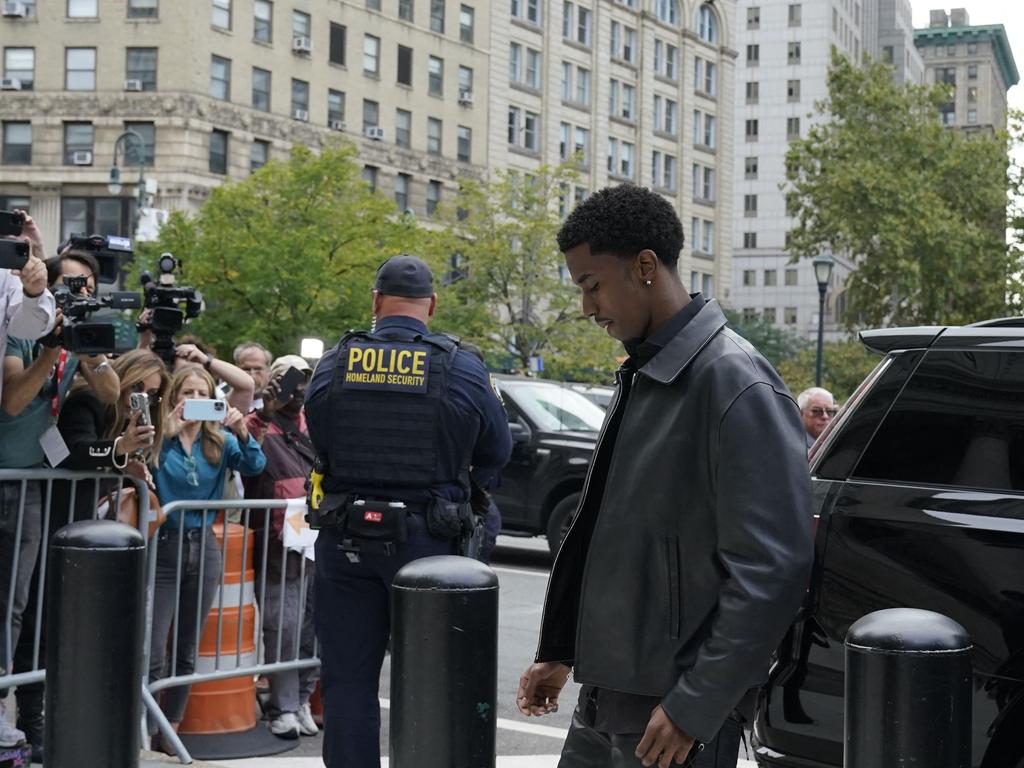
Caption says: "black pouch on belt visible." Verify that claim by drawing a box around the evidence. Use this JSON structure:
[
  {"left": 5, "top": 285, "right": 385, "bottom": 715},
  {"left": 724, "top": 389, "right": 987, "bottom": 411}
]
[
  {"left": 426, "top": 497, "right": 466, "bottom": 539},
  {"left": 343, "top": 499, "right": 409, "bottom": 547}
]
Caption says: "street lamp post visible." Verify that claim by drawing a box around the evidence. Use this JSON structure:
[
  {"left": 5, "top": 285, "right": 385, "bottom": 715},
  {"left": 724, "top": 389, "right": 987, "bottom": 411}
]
[
  {"left": 107, "top": 129, "right": 147, "bottom": 240},
  {"left": 813, "top": 253, "right": 835, "bottom": 388}
]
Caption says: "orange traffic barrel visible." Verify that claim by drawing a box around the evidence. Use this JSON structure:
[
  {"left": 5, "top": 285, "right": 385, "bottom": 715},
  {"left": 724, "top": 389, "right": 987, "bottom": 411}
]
[{"left": 179, "top": 522, "right": 257, "bottom": 735}]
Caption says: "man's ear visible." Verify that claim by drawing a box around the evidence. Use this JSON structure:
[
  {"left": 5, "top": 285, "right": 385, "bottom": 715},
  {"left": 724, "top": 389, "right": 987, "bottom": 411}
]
[
  {"left": 636, "top": 249, "right": 659, "bottom": 283},
  {"left": 372, "top": 290, "right": 383, "bottom": 317},
  {"left": 428, "top": 294, "right": 437, "bottom": 317}
]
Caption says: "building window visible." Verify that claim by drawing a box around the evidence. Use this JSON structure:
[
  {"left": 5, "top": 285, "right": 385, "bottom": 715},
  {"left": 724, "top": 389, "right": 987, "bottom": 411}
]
[
  {"left": 329, "top": 23, "right": 346, "bottom": 66},
  {"left": 397, "top": 45, "right": 413, "bottom": 86},
  {"left": 508, "top": 107, "right": 540, "bottom": 152},
  {"left": 212, "top": 0, "right": 230, "bottom": 29},
  {"left": 695, "top": 4, "right": 718, "bottom": 44},
  {"left": 60, "top": 198, "right": 131, "bottom": 241},
  {"left": 68, "top": 0, "right": 97, "bottom": 18},
  {"left": 251, "top": 139, "right": 269, "bottom": 171},
  {"left": 784, "top": 307, "right": 798, "bottom": 325},
  {"left": 511, "top": 0, "right": 540, "bottom": 25},
  {"left": 292, "top": 10, "right": 310, "bottom": 37},
  {"left": 576, "top": 67, "right": 590, "bottom": 105},
  {"left": 786, "top": 117, "right": 800, "bottom": 139},
  {"left": 743, "top": 232, "right": 757, "bottom": 248},
  {"left": 457, "top": 125, "right": 471, "bottom": 162},
  {"left": 252, "top": 68, "right": 271, "bottom": 111},
  {"left": 577, "top": 5, "right": 593, "bottom": 45},
  {"left": 63, "top": 122, "right": 93, "bottom": 165},
  {"left": 746, "top": 44, "right": 759, "bottom": 66},
  {"left": 427, "top": 117, "right": 442, "bottom": 155},
  {"left": 426, "top": 180, "right": 441, "bottom": 215},
  {"left": 363, "top": 35, "right": 380, "bottom": 75},
  {"left": 967, "top": 109, "right": 977, "bottom": 124},
  {"left": 362, "top": 165, "right": 378, "bottom": 191},
  {"left": 291, "top": 78, "right": 309, "bottom": 113},
  {"left": 395, "top": 173, "right": 410, "bottom": 210},
  {"left": 397, "top": 0, "right": 412, "bottom": 20},
  {"left": 430, "top": 0, "right": 444, "bottom": 33},
  {"left": 788, "top": 3, "right": 801, "bottom": 26},
  {"left": 254, "top": 0, "right": 272, "bottom": 42},
  {"left": 459, "top": 5, "right": 474, "bottom": 43},
  {"left": 881, "top": 45, "right": 894, "bottom": 63},
  {"left": 366, "top": 0, "right": 381, "bottom": 11},
  {"left": 745, "top": 81, "right": 758, "bottom": 104},
  {"left": 742, "top": 270, "right": 756, "bottom": 286},
  {"left": 458, "top": 66, "right": 474, "bottom": 101},
  {"left": 762, "top": 307, "right": 776, "bottom": 323},
  {"left": 328, "top": 89, "right": 345, "bottom": 123},
  {"left": 694, "top": 58, "right": 716, "bottom": 96},
  {"left": 428, "top": 56, "right": 444, "bottom": 96},
  {"left": 127, "top": 0, "right": 158, "bottom": 18},
  {"left": 745, "top": 119, "right": 758, "bottom": 141},
  {"left": 656, "top": 0, "right": 679, "bottom": 25},
  {"left": 968, "top": 64, "right": 977, "bottom": 79},
  {"left": 510, "top": 44, "right": 541, "bottom": 89},
  {"left": 764, "top": 269, "right": 777, "bottom": 287},
  {"left": 785, "top": 268, "right": 798, "bottom": 286},
  {"left": 691, "top": 164, "right": 714, "bottom": 201},
  {"left": 788, "top": 79, "right": 800, "bottom": 101},
  {"left": 395, "top": 108, "right": 411, "bottom": 147},
  {"left": 610, "top": 22, "right": 637, "bottom": 64},
  {"left": 65, "top": 48, "right": 96, "bottom": 91},
  {"left": 210, "top": 55, "right": 231, "bottom": 100},
  {"left": 702, "top": 273, "right": 714, "bottom": 297},
  {"left": 746, "top": 6, "right": 759, "bottom": 28},
  {"left": 967, "top": 86, "right": 978, "bottom": 103},
  {"left": 744, "top": 194, "right": 757, "bottom": 217},
  {"left": 787, "top": 42, "right": 801, "bottom": 64},
  {"left": 4, "top": 48, "right": 35, "bottom": 90},
  {"left": 126, "top": 48, "right": 157, "bottom": 91},
  {"left": 123, "top": 121, "right": 155, "bottom": 165},
  {"left": 363, "top": 99, "right": 379, "bottom": 130},
  {"left": 209, "top": 129, "right": 229, "bottom": 174}
]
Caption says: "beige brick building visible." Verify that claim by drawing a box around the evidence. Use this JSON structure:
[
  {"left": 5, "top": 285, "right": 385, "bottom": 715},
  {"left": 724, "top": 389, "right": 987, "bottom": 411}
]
[{"left": 0, "top": 0, "right": 734, "bottom": 298}]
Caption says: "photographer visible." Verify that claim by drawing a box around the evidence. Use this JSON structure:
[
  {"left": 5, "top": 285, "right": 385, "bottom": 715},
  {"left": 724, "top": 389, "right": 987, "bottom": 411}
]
[{"left": 234, "top": 341, "right": 273, "bottom": 413}]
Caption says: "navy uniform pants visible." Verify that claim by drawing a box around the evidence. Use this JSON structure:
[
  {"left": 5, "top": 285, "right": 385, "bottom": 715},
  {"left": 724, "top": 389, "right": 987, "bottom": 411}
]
[{"left": 314, "top": 513, "right": 457, "bottom": 768}]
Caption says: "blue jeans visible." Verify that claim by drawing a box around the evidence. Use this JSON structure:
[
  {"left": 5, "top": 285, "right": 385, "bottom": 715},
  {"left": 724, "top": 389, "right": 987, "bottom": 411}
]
[{"left": 314, "top": 513, "right": 456, "bottom": 768}]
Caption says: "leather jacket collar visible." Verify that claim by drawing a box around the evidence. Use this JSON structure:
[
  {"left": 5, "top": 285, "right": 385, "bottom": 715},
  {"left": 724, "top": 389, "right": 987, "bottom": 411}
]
[{"left": 638, "top": 299, "right": 729, "bottom": 385}]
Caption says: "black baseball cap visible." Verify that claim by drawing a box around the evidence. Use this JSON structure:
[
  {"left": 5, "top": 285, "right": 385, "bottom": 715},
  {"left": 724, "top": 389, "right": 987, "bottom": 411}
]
[{"left": 374, "top": 254, "right": 434, "bottom": 299}]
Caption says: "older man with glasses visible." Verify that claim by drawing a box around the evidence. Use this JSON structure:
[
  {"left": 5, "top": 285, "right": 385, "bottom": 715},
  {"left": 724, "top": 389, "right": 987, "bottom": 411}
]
[{"left": 797, "top": 387, "right": 839, "bottom": 449}]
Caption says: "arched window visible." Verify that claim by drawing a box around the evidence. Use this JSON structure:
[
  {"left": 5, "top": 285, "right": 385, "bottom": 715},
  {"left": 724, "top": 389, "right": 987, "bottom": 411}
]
[
  {"left": 696, "top": 3, "right": 718, "bottom": 44},
  {"left": 656, "top": 0, "right": 679, "bottom": 25}
]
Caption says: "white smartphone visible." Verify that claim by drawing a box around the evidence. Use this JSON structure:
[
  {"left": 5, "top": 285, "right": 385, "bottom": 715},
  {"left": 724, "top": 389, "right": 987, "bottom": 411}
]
[{"left": 182, "top": 399, "right": 227, "bottom": 422}]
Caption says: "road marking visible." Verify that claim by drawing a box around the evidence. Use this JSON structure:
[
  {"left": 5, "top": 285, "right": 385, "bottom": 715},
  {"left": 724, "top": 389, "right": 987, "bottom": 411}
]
[
  {"left": 379, "top": 698, "right": 568, "bottom": 740},
  {"left": 492, "top": 565, "right": 550, "bottom": 578}
]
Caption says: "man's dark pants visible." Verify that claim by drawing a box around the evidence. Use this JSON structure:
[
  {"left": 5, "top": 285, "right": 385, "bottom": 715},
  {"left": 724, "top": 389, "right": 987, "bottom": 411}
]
[
  {"left": 558, "top": 690, "right": 743, "bottom": 768},
  {"left": 314, "top": 514, "right": 456, "bottom": 768}
]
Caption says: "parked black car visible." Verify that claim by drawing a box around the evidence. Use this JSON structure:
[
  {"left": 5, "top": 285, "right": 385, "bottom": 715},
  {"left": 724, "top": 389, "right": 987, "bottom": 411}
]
[
  {"left": 489, "top": 375, "right": 603, "bottom": 554},
  {"left": 752, "top": 320, "right": 1024, "bottom": 768}
]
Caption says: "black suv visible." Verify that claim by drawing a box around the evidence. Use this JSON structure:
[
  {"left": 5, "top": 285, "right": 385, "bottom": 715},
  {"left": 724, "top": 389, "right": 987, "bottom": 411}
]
[
  {"left": 489, "top": 375, "right": 602, "bottom": 554},
  {"left": 752, "top": 320, "right": 1024, "bottom": 768}
]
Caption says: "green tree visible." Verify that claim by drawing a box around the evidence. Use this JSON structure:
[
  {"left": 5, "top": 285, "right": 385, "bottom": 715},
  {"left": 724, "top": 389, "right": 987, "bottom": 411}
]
[
  {"left": 777, "top": 338, "right": 881, "bottom": 402},
  {"left": 723, "top": 309, "right": 807, "bottom": 368},
  {"left": 423, "top": 164, "right": 620, "bottom": 383},
  {"left": 785, "top": 51, "right": 1020, "bottom": 328},
  {"left": 136, "top": 143, "right": 416, "bottom": 357}
]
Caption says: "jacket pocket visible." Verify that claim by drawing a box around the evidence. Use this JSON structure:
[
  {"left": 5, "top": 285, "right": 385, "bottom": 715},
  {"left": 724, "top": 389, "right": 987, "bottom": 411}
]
[{"left": 666, "top": 535, "right": 681, "bottom": 640}]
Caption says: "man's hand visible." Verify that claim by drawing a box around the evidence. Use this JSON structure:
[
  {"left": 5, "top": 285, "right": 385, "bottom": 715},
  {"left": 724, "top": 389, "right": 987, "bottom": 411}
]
[
  {"left": 258, "top": 372, "right": 284, "bottom": 419},
  {"left": 13, "top": 248, "right": 47, "bottom": 298},
  {"left": 175, "top": 343, "right": 209, "bottom": 366},
  {"left": 516, "top": 662, "right": 571, "bottom": 717},
  {"left": 635, "top": 706, "right": 695, "bottom": 768}
]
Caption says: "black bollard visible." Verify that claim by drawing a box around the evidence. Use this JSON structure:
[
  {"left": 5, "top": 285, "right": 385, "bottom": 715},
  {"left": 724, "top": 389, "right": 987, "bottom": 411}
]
[
  {"left": 845, "top": 608, "right": 972, "bottom": 768},
  {"left": 391, "top": 555, "right": 499, "bottom": 768},
  {"left": 45, "top": 520, "right": 147, "bottom": 768}
]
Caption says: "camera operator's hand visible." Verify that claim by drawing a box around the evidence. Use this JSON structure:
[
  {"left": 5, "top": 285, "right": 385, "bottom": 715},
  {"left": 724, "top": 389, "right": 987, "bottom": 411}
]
[
  {"left": 257, "top": 372, "right": 284, "bottom": 420},
  {"left": 223, "top": 406, "right": 249, "bottom": 443},
  {"left": 15, "top": 210, "right": 46, "bottom": 261},
  {"left": 116, "top": 411, "right": 156, "bottom": 457},
  {"left": 175, "top": 343, "right": 209, "bottom": 367},
  {"left": 135, "top": 309, "right": 154, "bottom": 350},
  {"left": 13, "top": 247, "right": 47, "bottom": 299}
]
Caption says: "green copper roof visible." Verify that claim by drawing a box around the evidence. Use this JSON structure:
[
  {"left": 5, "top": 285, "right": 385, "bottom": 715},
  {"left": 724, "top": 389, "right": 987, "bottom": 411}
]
[{"left": 914, "top": 24, "right": 1019, "bottom": 88}]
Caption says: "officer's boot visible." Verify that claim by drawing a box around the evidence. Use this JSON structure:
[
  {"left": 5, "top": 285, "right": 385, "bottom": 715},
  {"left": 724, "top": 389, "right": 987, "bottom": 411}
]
[{"left": 16, "top": 682, "right": 44, "bottom": 764}]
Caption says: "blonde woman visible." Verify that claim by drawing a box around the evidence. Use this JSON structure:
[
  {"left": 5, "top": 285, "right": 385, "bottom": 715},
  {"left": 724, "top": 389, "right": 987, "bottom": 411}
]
[{"left": 148, "top": 364, "right": 265, "bottom": 748}]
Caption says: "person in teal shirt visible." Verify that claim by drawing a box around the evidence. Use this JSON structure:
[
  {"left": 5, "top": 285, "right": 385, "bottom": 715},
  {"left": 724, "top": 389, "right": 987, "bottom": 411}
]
[{"left": 148, "top": 363, "right": 264, "bottom": 749}]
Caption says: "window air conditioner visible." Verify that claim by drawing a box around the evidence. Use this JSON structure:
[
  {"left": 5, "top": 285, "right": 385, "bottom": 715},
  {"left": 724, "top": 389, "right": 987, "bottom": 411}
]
[
  {"left": 2, "top": 2, "right": 28, "bottom": 18},
  {"left": 458, "top": 90, "right": 474, "bottom": 105},
  {"left": 292, "top": 36, "right": 312, "bottom": 54},
  {"left": 71, "top": 150, "right": 93, "bottom": 165},
  {"left": 0, "top": 78, "right": 22, "bottom": 90},
  {"left": 124, "top": 79, "right": 143, "bottom": 91},
  {"left": 364, "top": 126, "right": 385, "bottom": 140},
  {"left": 292, "top": 108, "right": 309, "bottom": 122},
  {"left": 328, "top": 119, "right": 346, "bottom": 131}
]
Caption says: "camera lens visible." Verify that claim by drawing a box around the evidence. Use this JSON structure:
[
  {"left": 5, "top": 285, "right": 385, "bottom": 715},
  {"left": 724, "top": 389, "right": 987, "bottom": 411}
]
[{"left": 214, "top": 401, "right": 224, "bottom": 410}]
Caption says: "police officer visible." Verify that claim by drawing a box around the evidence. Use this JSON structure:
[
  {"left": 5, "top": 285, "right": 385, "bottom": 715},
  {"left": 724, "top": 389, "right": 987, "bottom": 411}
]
[{"left": 304, "top": 254, "right": 512, "bottom": 768}]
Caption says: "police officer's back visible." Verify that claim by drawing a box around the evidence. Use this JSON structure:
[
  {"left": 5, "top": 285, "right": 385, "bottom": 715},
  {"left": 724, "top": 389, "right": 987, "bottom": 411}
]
[{"left": 304, "top": 255, "right": 511, "bottom": 768}]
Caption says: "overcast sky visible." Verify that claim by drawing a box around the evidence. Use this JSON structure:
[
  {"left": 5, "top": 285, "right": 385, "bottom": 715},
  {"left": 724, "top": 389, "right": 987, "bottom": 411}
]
[{"left": 912, "top": 2, "right": 1024, "bottom": 108}]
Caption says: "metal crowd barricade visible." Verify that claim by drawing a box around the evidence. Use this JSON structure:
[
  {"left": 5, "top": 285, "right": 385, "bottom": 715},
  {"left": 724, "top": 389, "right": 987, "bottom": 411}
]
[
  {"left": 0, "top": 467, "right": 153, "bottom": 693},
  {"left": 145, "top": 499, "right": 321, "bottom": 765}
]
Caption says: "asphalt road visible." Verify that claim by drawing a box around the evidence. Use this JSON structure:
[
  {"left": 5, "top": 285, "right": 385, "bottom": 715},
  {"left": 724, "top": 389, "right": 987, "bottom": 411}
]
[{"left": 283, "top": 534, "right": 573, "bottom": 759}]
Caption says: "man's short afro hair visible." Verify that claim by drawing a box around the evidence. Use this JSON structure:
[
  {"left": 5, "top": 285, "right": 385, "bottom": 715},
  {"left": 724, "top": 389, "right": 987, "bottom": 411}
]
[{"left": 556, "top": 184, "right": 684, "bottom": 269}]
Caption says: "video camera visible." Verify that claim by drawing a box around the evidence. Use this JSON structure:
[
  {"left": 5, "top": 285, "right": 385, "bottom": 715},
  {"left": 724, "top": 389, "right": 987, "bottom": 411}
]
[
  {"left": 60, "top": 233, "right": 133, "bottom": 285},
  {"left": 43, "top": 276, "right": 142, "bottom": 355},
  {"left": 140, "top": 252, "right": 203, "bottom": 368}
]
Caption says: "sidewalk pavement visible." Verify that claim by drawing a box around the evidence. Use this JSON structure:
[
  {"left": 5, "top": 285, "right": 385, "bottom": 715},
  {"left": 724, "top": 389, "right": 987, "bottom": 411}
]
[{"left": 142, "top": 753, "right": 760, "bottom": 767}]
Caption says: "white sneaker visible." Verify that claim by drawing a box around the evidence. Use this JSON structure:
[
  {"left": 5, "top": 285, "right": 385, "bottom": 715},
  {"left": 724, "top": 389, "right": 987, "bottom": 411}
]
[
  {"left": 296, "top": 702, "right": 319, "bottom": 736},
  {"left": 0, "top": 701, "right": 26, "bottom": 748},
  {"left": 269, "top": 711, "right": 300, "bottom": 740}
]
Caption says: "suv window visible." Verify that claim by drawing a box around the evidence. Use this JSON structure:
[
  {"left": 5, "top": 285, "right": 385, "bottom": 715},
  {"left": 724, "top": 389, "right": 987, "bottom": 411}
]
[
  {"left": 501, "top": 381, "right": 605, "bottom": 432},
  {"left": 852, "top": 350, "right": 1024, "bottom": 491}
]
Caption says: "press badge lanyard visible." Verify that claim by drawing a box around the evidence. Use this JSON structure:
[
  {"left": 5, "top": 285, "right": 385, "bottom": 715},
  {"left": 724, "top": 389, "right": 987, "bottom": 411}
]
[{"left": 50, "top": 349, "right": 68, "bottom": 419}]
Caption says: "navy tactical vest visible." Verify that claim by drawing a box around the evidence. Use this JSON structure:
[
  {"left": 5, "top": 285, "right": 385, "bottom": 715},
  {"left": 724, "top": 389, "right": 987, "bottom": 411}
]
[{"left": 325, "top": 327, "right": 462, "bottom": 498}]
